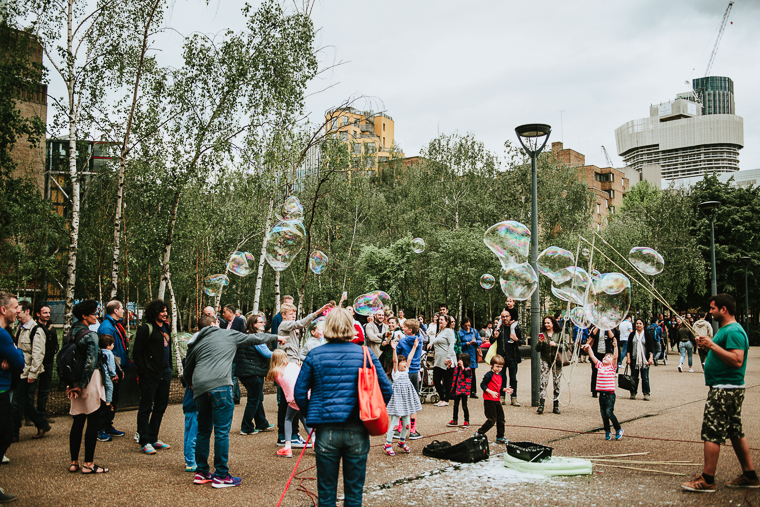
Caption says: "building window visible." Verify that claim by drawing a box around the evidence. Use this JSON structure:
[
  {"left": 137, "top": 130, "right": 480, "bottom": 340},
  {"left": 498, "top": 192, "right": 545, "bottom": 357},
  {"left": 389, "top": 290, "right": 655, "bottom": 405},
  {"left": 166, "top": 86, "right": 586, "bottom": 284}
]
[
  {"left": 596, "top": 204, "right": 600, "bottom": 214},
  {"left": 365, "top": 143, "right": 375, "bottom": 154},
  {"left": 606, "top": 199, "right": 609, "bottom": 208},
  {"left": 610, "top": 206, "right": 615, "bottom": 214},
  {"left": 342, "top": 116, "right": 348, "bottom": 126},
  {"left": 609, "top": 189, "right": 614, "bottom": 199},
  {"left": 330, "top": 118, "right": 337, "bottom": 131},
  {"left": 340, "top": 132, "right": 348, "bottom": 142},
  {"left": 383, "top": 123, "right": 386, "bottom": 132},
  {"left": 610, "top": 174, "right": 614, "bottom": 182},
  {"left": 383, "top": 137, "right": 386, "bottom": 147}
]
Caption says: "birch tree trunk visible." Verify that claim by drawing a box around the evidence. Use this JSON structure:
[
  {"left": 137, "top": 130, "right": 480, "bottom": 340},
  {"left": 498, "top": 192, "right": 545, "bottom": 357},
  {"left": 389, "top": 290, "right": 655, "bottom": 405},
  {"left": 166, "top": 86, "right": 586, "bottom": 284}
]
[
  {"left": 252, "top": 197, "right": 275, "bottom": 313},
  {"left": 109, "top": 0, "right": 162, "bottom": 299},
  {"left": 274, "top": 271, "right": 281, "bottom": 314},
  {"left": 157, "top": 190, "right": 181, "bottom": 301}
]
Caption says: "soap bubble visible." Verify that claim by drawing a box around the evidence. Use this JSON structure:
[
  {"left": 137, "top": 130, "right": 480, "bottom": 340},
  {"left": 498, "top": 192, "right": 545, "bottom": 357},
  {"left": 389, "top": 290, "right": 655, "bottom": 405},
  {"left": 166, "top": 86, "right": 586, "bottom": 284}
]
[
  {"left": 227, "top": 251, "right": 255, "bottom": 276},
  {"left": 265, "top": 220, "right": 306, "bottom": 272},
  {"left": 480, "top": 274, "right": 495, "bottom": 289},
  {"left": 309, "top": 250, "right": 328, "bottom": 274},
  {"left": 411, "top": 238, "right": 425, "bottom": 254},
  {"left": 628, "top": 247, "right": 665, "bottom": 276},
  {"left": 499, "top": 262, "right": 538, "bottom": 301},
  {"left": 203, "top": 274, "right": 229, "bottom": 297},
  {"left": 582, "top": 247, "right": 590, "bottom": 258},
  {"left": 569, "top": 306, "right": 590, "bottom": 329},
  {"left": 275, "top": 196, "right": 304, "bottom": 221},
  {"left": 484, "top": 221, "right": 530, "bottom": 266},
  {"left": 537, "top": 246, "right": 575, "bottom": 283},
  {"left": 550, "top": 267, "right": 591, "bottom": 305},
  {"left": 354, "top": 291, "right": 391, "bottom": 316},
  {"left": 245, "top": 310, "right": 266, "bottom": 322},
  {"left": 583, "top": 272, "right": 631, "bottom": 330}
]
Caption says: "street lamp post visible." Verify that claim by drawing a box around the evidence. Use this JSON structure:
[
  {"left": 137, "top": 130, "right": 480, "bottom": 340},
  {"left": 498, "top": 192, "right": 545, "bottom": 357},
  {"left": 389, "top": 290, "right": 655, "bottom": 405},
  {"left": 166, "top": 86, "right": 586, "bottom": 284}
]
[
  {"left": 740, "top": 255, "right": 751, "bottom": 334},
  {"left": 699, "top": 200, "right": 721, "bottom": 334},
  {"left": 515, "top": 123, "right": 551, "bottom": 408}
]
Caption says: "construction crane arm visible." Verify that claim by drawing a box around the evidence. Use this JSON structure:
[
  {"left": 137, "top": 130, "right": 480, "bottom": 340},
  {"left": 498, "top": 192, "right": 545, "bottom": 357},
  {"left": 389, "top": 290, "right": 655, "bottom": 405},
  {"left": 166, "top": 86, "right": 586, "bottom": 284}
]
[{"left": 705, "top": 1, "right": 734, "bottom": 77}]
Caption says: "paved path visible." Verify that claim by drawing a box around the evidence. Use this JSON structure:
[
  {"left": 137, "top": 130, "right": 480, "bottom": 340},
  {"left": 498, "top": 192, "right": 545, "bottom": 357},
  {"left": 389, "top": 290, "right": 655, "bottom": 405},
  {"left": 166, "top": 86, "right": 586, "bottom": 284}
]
[{"left": 4, "top": 348, "right": 759, "bottom": 506}]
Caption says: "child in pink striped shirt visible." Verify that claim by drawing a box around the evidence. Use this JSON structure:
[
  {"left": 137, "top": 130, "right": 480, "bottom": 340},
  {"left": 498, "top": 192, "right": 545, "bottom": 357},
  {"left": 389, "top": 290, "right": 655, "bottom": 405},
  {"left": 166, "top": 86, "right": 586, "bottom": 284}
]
[{"left": 583, "top": 339, "right": 623, "bottom": 441}]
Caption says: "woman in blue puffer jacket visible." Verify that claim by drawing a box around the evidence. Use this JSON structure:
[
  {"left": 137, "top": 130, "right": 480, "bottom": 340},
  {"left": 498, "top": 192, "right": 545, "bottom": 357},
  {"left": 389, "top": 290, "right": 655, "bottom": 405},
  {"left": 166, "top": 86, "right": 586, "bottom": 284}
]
[{"left": 294, "top": 308, "right": 392, "bottom": 507}]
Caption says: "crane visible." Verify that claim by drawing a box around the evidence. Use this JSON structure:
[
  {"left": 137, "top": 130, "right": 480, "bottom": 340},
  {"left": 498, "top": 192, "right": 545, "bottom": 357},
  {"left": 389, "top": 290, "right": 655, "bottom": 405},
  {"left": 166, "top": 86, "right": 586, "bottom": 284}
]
[
  {"left": 601, "top": 146, "right": 614, "bottom": 168},
  {"left": 704, "top": 1, "right": 734, "bottom": 77}
]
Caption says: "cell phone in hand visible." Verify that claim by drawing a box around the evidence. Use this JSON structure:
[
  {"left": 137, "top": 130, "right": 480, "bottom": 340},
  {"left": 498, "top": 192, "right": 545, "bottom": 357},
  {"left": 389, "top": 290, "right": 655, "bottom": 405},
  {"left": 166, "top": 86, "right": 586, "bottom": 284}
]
[{"left": 342, "top": 291, "right": 347, "bottom": 299}]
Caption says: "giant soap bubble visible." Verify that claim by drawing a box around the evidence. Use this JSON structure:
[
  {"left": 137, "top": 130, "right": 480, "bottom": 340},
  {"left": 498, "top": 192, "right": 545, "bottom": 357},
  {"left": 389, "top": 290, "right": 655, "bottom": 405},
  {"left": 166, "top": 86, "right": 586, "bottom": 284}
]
[
  {"left": 550, "top": 267, "right": 591, "bottom": 305},
  {"left": 584, "top": 272, "right": 631, "bottom": 330},
  {"left": 354, "top": 291, "right": 391, "bottom": 316},
  {"left": 227, "top": 251, "right": 255, "bottom": 276},
  {"left": 569, "top": 306, "right": 590, "bottom": 329},
  {"left": 265, "top": 220, "right": 306, "bottom": 272},
  {"left": 628, "top": 247, "right": 665, "bottom": 276},
  {"left": 275, "top": 196, "right": 304, "bottom": 222},
  {"left": 499, "top": 262, "right": 538, "bottom": 301},
  {"left": 309, "top": 250, "right": 328, "bottom": 274},
  {"left": 537, "top": 246, "right": 575, "bottom": 283},
  {"left": 484, "top": 221, "right": 530, "bottom": 267},
  {"left": 411, "top": 238, "right": 425, "bottom": 254},
  {"left": 203, "top": 274, "right": 229, "bottom": 297},
  {"left": 480, "top": 274, "right": 495, "bottom": 289}
]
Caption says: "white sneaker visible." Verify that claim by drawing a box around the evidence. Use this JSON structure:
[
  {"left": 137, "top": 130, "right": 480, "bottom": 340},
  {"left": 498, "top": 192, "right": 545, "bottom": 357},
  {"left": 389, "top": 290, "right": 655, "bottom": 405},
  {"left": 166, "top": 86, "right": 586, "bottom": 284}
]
[
  {"left": 689, "top": 368, "right": 694, "bottom": 373},
  {"left": 678, "top": 364, "right": 683, "bottom": 372},
  {"left": 2, "top": 455, "right": 9, "bottom": 464}
]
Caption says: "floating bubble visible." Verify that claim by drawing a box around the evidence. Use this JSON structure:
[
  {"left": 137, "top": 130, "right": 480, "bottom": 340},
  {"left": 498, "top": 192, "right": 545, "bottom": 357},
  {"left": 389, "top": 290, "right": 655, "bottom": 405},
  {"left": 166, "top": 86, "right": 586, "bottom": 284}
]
[
  {"left": 275, "top": 196, "right": 304, "bottom": 222},
  {"left": 537, "top": 246, "right": 575, "bottom": 283},
  {"left": 550, "top": 267, "right": 591, "bottom": 306},
  {"left": 227, "top": 251, "right": 255, "bottom": 276},
  {"left": 582, "top": 248, "right": 590, "bottom": 258},
  {"left": 569, "top": 306, "right": 590, "bottom": 329},
  {"left": 265, "top": 220, "right": 306, "bottom": 272},
  {"left": 484, "top": 221, "right": 530, "bottom": 266},
  {"left": 583, "top": 272, "right": 631, "bottom": 330},
  {"left": 354, "top": 291, "right": 391, "bottom": 316},
  {"left": 628, "top": 247, "right": 665, "bottom": 276},
  {"left": 411, "top": 238, "right": 425, "bottom": 254},
  {"left": 480, "top": 274, "right": 495, "bottom": 289},
  {"left": 309, "top": 250, "right": 328, "bottom": 274},
  {"left": 203, "top": 274, "right": 229, "bottom": 297},
  {"left": 499, "top": 262, "right": 538, "bottom": 301},
  {"left": 244, "top": 310, "right": 266, "bottom": 322}
]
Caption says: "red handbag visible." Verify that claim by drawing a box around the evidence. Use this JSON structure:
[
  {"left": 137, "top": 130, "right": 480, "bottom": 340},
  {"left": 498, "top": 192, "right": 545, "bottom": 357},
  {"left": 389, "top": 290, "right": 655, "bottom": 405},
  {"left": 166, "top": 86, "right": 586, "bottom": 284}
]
[{"left": 358, "top": 346, "right": 389, "bottom": 436}]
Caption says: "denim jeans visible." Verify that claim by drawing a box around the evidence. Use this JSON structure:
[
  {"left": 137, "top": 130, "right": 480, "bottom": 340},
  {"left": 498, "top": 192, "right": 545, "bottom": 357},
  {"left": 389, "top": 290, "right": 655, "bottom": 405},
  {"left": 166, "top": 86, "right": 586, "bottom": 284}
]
[
  {"left": 239, "top": 376, "right": 268, "bottom": 433},
  {"left": 12, "top": 378, "right": 48, "bottom": 437},
  {"left": 598, "top": 392, "right": 621, "bottom": 432},
  {"left": 195, "top": 386, "right": 234, "bottom": 478},
  {"left": 679, "top": 341, "right": 693, "bottom": 368},
  {"left": 231, "top": 364, "right": 241, "bottom": 402},
  {"left": 630, "top": 364, "right": 650, "bottom": 396},
  {"left": 314, "top": 423, "right": 370, "bottom": 507},
  {"left": 184, "top": 411, "right": 198, "bottom": 467},
  {"left": 618, "top": 341, "right": 628, "bottom": 367},
  {"left": 653, "top": 340, "right": 662, "bottom": 363},
  {"left": 136, "top": 367, "right": 171, "bottom": 446}
]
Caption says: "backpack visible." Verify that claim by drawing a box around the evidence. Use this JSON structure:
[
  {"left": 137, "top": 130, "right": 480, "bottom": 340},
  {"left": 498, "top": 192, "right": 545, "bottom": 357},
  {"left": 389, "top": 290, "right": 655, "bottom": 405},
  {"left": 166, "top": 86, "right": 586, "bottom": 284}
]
[
  {"left": 647, "top": 324, "right": 661, "bottom": 343},
  {"left": 56, "top": 328, "right": 91, "bottom": 388}
]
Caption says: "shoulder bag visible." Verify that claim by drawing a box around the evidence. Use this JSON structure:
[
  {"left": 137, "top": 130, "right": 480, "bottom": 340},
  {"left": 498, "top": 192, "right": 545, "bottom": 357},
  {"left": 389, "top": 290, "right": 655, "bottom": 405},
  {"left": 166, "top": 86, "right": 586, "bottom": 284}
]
[
  {"left": 618, "top": 364, "right": 635, "bottom": 392},
  {"left": 358, "top": 346, "right": 389, "bottom": 436}
]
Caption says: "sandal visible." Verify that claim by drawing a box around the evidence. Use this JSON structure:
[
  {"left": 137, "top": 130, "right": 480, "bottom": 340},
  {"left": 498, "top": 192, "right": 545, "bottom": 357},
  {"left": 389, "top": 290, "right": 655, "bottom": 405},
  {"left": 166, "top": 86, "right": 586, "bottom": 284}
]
[
  {"left": 69, "top": 462, "right": 79, "bottom": 473},
  {"left": 81, "top": 464, "right": 109, "bottom": 474}
]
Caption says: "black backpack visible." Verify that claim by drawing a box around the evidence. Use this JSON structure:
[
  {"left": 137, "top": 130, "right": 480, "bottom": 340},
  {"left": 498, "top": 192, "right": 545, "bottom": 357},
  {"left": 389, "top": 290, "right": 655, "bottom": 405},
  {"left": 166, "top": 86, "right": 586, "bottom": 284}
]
[{"left": 56, "top": 328, "right": 91, "bottom": 388}]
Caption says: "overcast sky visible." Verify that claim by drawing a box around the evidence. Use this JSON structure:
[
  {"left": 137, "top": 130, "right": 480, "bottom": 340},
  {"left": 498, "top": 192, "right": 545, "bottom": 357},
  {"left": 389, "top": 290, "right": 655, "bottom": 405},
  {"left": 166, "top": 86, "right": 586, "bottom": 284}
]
[{"left": 57, "top": 0, "right": 760, "bottom": 170}]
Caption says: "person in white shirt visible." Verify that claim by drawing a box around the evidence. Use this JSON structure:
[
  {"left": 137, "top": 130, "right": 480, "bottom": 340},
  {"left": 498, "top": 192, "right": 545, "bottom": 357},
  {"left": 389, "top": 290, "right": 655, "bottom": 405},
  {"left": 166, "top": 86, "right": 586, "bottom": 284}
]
[{"left": 618, "top": 316, "right": 632, "bottom": 368}]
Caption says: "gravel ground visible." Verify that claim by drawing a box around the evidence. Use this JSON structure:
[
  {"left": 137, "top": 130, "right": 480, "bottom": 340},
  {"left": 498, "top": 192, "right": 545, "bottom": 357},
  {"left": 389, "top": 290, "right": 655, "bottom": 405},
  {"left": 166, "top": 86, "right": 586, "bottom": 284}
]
[{"left": 3, "top": 348, "right": 759, "bottom": 506}]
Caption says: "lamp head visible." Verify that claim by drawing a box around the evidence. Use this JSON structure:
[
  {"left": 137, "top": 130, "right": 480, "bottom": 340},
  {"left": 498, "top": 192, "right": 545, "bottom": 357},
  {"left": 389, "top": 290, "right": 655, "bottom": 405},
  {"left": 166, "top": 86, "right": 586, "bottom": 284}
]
[
  {"left": 515, "top": 123, "right": 551, "bottom": 156},
  {"left": 698, "top": 200, "right": 721, "bottom": 220},
  {"left": 740, "top": 255, "right": 751, "bottom": 263}
]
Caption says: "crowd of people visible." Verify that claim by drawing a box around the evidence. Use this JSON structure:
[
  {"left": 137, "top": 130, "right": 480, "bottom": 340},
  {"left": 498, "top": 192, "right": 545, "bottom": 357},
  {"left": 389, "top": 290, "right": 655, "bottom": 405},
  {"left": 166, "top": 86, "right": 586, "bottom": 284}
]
[{"left": 0, "top": 290, "right": 756, "bottom": 504}]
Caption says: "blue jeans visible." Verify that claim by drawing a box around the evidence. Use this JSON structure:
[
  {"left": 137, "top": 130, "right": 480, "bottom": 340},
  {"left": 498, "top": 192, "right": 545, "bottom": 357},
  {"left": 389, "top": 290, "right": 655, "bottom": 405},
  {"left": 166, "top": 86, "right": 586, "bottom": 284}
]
[
  {"left": 630, "top": 363, "right": 650, "bottom": 396},
  {"left": 239, "top": 376, "right": 268, "bottom": 433},
  {"left": 184, "top": 412, "right": 198, "bottom": 467},
  {"left": 598, "top": 392, "right": 621, "bottom": 432},
  {"left": 679, "top": 341, "right": 693, "bottom": 368},
  {"left": 653, "top": 340, "right": 662, "bottom": 363},
  {"left": 314, "top": 423, "right": 370, "bottom": 507},
  {"left": 195, "top": 386, "right": 234, "bottom": 478},
  {"left": 618, "top": 341, "right": 628, "bottom": 367}
]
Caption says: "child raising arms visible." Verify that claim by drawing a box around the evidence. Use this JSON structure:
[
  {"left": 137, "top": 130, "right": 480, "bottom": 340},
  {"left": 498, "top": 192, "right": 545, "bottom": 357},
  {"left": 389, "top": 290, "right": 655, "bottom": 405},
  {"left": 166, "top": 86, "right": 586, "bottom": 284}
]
[
  {"left": 583, "top": 339, "right": 623, "bottom": 440},
  {"left": 383, "top": 337, "right": 422, "bottom": 456},
  {"left": 267, "top": 350, "right": 312, "bottom": 458}
]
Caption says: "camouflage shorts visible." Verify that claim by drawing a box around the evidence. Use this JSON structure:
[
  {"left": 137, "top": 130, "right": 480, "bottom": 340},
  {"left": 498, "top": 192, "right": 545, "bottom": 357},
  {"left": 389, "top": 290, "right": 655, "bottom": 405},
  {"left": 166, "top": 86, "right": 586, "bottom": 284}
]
[{"left": 701, "top": 387, "right": 745, "bottom": 444}]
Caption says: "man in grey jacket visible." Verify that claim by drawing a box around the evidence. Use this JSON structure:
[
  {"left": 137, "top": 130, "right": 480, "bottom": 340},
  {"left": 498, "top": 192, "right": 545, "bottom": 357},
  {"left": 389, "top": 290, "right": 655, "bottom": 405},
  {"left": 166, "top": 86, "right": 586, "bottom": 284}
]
[
  {"left": 184, "top": 314, "right": 282, "bottom": 489},
  {"left": 365, "top": 311, "right": 388, "bottom": 358}
]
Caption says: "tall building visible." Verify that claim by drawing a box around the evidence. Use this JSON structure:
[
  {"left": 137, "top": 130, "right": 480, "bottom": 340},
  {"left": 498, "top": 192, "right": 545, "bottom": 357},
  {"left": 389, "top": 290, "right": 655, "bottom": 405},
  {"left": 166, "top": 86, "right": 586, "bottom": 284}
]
[
  {"left": 551, "top": 142, "right": 629, "bottom": 228},
  {"left": 324, "top": 107, "right": 403, "bottom": 170},
  {"left": 615, "top": 87, "right": 744, "bottom": 181}
]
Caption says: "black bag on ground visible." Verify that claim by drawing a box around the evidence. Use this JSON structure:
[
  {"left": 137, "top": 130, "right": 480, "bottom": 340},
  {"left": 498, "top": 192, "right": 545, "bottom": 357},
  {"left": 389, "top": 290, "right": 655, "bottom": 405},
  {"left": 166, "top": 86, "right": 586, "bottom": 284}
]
[
  {"left": 56, "top": 329, "right": 90, "bottom": 388},
  {"left": 422, "top": 434, "right": 490, "bottom": 463},
  {"left": 618, "top": 365, "right": 635, "bottom": 392},
  {"left": 506, "top": 441, "right": 553, "bottom": 462}
]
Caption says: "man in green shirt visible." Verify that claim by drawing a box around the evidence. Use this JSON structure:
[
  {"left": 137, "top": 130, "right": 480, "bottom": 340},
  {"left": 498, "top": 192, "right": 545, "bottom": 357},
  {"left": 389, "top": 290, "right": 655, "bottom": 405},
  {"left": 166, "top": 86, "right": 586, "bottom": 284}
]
[{"left": 682, "top": 294, "right": 758, "bottom": 493}]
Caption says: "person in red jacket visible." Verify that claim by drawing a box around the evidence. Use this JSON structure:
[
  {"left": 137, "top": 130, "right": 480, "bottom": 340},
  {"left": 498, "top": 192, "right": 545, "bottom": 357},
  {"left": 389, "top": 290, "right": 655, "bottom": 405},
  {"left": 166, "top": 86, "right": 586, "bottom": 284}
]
[{"left": 477, "top": 355, "right": 513, "bottom": 444}]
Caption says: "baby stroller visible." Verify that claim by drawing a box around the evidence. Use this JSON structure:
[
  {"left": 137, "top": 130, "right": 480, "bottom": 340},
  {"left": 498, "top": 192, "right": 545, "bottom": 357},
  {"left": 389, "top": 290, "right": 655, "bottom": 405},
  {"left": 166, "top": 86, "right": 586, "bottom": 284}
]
[{"left": 419, "top": 350, "right": 439, "bottom": 404}]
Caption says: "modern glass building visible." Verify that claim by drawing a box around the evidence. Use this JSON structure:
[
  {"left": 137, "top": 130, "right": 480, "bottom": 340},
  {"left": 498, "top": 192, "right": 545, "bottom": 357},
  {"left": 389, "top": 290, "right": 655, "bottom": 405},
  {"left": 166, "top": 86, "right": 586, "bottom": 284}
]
[{"left": 693, "top": 76, "right": 735, "bottom": 116}]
